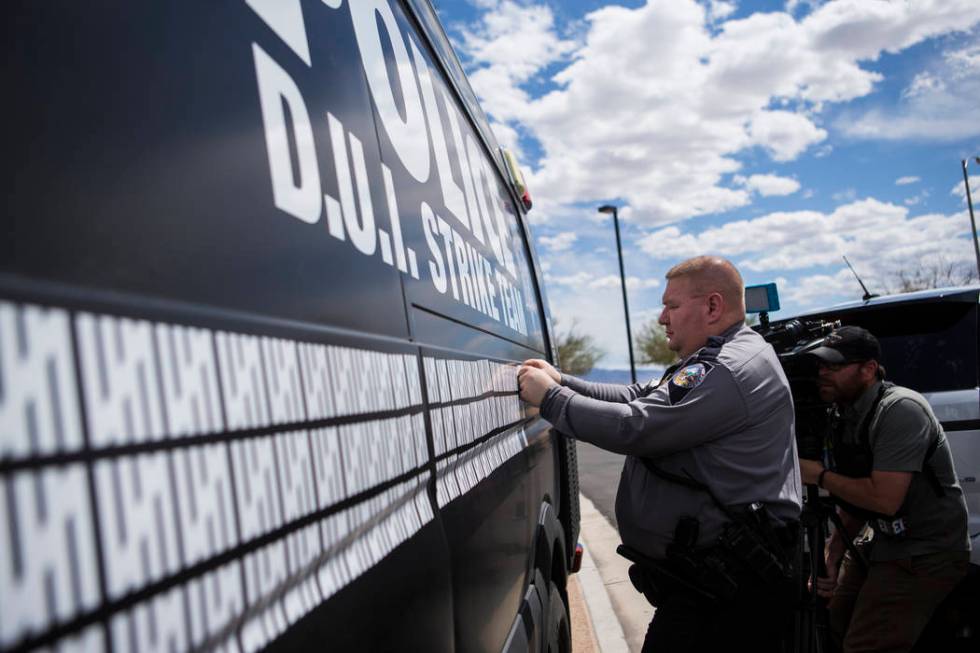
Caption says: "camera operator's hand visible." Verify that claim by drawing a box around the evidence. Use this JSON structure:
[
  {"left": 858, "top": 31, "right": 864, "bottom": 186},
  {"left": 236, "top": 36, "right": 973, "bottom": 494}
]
[
  {"left": 799, "top": 458, "right": 824, "bottom": 485},
  {"left": 815, "top": 556, "right": 841, "bottom": 599},
  {"left": 521, "top": 358, "right": 561, "bottom": 384},
  {"left": 813, "top": 534, "right": 845, "bottom": 599}
]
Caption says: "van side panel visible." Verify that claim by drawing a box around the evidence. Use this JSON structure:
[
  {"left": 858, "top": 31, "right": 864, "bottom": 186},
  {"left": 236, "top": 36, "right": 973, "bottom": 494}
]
[
  {"left": 1, "top": 1, "right": 575, "bottom": 651},
  {"left": 0, "top": 284, "right": 456, "bottom": 651},
  {"left": 2, "top": 2, "right": 410, "bottom": 339}
]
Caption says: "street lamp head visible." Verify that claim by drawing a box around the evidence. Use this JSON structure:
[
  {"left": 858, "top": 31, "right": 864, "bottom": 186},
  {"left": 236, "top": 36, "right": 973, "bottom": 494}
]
[{"left": 597, "top": 204, "right": 617, "bottom": 215}]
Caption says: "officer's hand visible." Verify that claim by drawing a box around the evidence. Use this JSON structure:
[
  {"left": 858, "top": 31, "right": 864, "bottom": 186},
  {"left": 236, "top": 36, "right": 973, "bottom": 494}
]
[
  {"left": 799, "top": 459, "right": 824, "bottom": 485},
  {"left": 518, "top": 365, "right": 557, "bottom": 406},
  {"left": 521, "top": 359, "right": 560, "bottom": 384}
]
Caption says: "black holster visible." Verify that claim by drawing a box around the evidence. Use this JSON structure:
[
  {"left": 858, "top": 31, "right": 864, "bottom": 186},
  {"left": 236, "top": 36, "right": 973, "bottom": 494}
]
[{"left": 619, "top": 543, "right": 738, "bottom": 608}]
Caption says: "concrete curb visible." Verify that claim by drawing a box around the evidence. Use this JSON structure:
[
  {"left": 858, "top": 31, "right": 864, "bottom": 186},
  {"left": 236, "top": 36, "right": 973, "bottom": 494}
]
[
  {"left": 576, "top": 493, "right": 655, "bottom": 652},
  {"left": 576, "top": 531, "right": 629, "bottom": 652}
]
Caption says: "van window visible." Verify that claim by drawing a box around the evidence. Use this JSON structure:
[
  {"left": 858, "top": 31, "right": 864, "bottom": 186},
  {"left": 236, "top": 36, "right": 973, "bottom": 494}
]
[{"left": 836, "top": 301, "right": 978, "bottom": 393}]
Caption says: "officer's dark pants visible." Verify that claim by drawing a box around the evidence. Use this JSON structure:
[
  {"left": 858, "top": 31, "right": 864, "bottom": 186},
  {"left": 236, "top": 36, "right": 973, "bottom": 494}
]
[{"left": 640, "top": 572, "right": 789, "bottom": 653}]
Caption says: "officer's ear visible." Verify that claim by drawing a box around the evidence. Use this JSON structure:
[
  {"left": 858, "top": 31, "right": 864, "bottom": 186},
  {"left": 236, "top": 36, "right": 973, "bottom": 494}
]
[{"left": 705, "top": 292, "right": 724, "bottom": 320}]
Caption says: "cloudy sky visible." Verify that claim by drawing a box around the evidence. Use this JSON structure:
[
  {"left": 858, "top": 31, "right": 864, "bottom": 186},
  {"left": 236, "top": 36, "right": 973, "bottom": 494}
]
[{"left": 435, "top": 0, "right": 980, "bottom": 368}]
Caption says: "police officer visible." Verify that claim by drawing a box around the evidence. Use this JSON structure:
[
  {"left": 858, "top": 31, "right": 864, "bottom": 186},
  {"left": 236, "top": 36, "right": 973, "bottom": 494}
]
[
  {"left": 519, "top": 255, "right": 802, "bottom": 652},
  {"left": 799, "top": 326, "right": 970, "bottom": 652}
]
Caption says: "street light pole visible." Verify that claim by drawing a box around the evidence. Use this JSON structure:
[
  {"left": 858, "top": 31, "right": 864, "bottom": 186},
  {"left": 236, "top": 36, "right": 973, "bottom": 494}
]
[
  {"left": 598, "top": 204, "right": 637, "bottom": 385},
  {"left": 962, "top": 158, "right": 980, "bottom": 282}
]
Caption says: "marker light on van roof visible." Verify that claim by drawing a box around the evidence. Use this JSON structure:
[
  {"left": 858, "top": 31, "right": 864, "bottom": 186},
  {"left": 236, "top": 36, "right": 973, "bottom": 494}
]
[{"left": 501, "top": 148, "right": 532, "bottom": 212}]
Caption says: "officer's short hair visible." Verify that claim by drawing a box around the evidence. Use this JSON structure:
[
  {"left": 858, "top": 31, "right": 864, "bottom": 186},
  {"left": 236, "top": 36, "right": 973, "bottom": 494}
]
[{"left": 666, "top": 256, "right": 745, "bottom": 314}]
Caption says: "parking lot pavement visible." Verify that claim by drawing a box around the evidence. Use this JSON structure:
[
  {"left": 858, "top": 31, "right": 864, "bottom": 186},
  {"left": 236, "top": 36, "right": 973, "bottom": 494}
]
[{"left": 574, "top": 493, "right": 654, "bottom": 652}]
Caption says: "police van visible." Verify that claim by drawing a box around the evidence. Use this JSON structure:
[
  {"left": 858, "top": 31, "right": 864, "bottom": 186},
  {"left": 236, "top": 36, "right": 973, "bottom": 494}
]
[
  {"left": 770, "top": 285, "right": 980, "bottom": 565},
  {"left": 0, "top": 2, "right": 579, "bottom": 651}
]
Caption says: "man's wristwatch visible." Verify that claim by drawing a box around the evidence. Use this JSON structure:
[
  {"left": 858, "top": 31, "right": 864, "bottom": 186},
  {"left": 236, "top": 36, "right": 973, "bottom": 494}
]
[{"left": 818, "top": 468, "right": 829, "bottom": 488}]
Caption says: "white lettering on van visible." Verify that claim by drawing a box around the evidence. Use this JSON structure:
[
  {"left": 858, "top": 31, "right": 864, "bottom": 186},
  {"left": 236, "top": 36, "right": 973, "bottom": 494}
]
[
  {"left": 346, "top": 127, "right": 378, "bottom": 257},
  {"left": 327, "top": 112, "right": 376, "bottom": 256},
  {"left": 245, "top": 0, "right": 312, "bottom": 66},
  {"left": 350, "top": 0, "right": 431, "bottom": 184},
  {"left": 409, "top": 38, "right": 470, "bottom": 232},
  {"left": 463, "top": 134, "right": 488, "bottom": 247},
  {"left": 422, "top": 204, "right": 447, "bottom": 293},
  {"left": 482, "top": 256, "right": 501, "bottom": 320},
  {"left": 451, "top": 233, "right": 476, "bottom": 310},
  {"left": 436, "top": 217, "right": 460, "bottom": 301},
  {"left": 252, "top": 44, "right": 322, "bottom": 224},
  {"left": 481, "top": 157, "right": 518, "bottom": 276},
  {"left": 247, "top": 0, "right": 533, "bottom": 339},
  {"left": 381, "top": 164, "right": 409, "bottom": 274},
  {"left": 445, "top": 97, "right": 482, "bottom": 242},
  {"left": 470, "top": 153, "right": 505, "bottom": 269}
]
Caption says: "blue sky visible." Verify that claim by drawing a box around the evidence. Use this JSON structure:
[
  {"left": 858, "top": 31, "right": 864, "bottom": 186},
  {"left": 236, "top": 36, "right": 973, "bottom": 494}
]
[{"left": 434, "top": 0, "right": 980, "bottom": 368}]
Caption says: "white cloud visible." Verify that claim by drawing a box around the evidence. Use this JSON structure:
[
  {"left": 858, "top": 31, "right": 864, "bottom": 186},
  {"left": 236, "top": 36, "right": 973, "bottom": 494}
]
[
  {"left": 736, "top": 173, "right": 801, "bottom": 196},
  {"left": 592, "top": 275, "right": 662, "bottom": 290},
  {"left": 781, "top": 268, "right": 860, "bottom": 305},
  {"left": 538, "top": 231, "right": 578, "bottom": 252},
  {"left": 903, "top": 188, "right": 930, "bottom": 206},
  {"left": 488, "top": 120, "right": 524, "bottom": 160},
  {"left": 951, "top": 175, "right": 980, "bottom": 201},
  {"left": 843, "top": 38, "right": 980, "bottom": 141},
  {"left": 832, "top": 188, "right": 857, "bottom": 203},
  {"left": 636, "top": 198, "right": 976, "bottom": 299},
  {"left": 545, "top": 272, "right": 661, "bottom": 291},
  {"left": 895, "top": 175, "right": 921, "bottom": 185},
  {"left": 903, "top": 71, "right": 945, "bottom": 99},
  {"left": 706, "top": 1, "right": 736, "bottom": 23},
  {"left": 747, "top": 111, "right": 828, "bottom": 162},
  {"left": 458, "top": 0, "right": 980, "bottom": 226},
  {"left": 456, "top": 1, "right": 576, "bottom": 123}
]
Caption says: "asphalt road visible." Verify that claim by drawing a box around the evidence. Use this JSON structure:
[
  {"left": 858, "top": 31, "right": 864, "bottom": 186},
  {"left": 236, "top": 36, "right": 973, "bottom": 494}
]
[{"left": 576, "top": 441, "right": 625, "bottom": 529}]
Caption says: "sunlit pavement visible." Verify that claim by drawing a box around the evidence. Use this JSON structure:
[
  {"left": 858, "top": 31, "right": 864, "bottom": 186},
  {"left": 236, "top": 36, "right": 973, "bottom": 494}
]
[{"left": 572, "top": 494, "right": 654, "bottom": 652}]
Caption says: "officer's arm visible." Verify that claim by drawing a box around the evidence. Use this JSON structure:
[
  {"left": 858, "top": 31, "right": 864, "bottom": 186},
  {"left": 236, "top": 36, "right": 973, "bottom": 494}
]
[
  {"left": 560, "top": 374, "right": 647, "bottom": 403},
  {"left": 820, "top": 399, "right": 928, "bottom": 516},
  {"left": 540, "top": 363, "right": 747, "bottom": 457}
]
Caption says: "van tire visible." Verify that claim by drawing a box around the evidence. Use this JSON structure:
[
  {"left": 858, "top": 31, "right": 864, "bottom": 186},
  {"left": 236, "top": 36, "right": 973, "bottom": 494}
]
[{"left": 545, "top": 580, "right": 571, "bottom": 653}]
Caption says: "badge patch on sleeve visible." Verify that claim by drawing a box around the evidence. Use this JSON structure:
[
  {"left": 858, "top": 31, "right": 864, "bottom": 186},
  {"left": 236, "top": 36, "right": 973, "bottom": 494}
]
[{"left": 668, "top": 362, "right": 713, "bottom": 404}]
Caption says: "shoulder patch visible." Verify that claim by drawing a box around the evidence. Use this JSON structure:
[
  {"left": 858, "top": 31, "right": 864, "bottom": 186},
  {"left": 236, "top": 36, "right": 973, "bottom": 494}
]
[
  {"left": 673, "top": 363, "right": 709, "bottom": 387},
  {"left": 668, "top": 362, "right": 714, "bottom": 404}
]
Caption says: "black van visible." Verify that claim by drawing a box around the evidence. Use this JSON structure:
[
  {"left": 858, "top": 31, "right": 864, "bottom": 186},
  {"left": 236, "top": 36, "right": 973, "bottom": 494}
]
[
  {"left": 769, "top": 286, "right": 980, "bottom": 564},
  {"left": 0, "top": 2, "right": 579, "bottom": 651}
]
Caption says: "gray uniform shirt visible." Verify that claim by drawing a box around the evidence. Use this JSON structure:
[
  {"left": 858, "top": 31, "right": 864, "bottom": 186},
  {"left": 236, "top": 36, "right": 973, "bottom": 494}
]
[
  {"left": 540, "top": 323, "right": 802, "bottom": 559},
  {"left": 832, "top": 381, "right": 971, "bottom": 561}
]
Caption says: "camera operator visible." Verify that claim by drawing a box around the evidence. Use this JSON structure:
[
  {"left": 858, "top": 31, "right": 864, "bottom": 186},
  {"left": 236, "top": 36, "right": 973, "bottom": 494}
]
[
  {"left": 799, "top": 326, "right": 971, "bottom": 652},
  {"left": 518, "top": 256, "right": 802, "bottom": 652}
]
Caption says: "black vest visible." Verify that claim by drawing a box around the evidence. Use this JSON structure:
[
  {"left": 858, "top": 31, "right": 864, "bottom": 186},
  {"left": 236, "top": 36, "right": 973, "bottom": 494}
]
[{"left": 829, "top": 382, "right": 943, "bottom": 523}]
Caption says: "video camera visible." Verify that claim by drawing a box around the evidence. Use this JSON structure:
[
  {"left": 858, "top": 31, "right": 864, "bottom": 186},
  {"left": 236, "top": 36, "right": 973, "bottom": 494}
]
[{"left": 746, "top": 284, "right": 840, "bottom": 459}]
